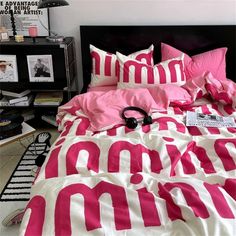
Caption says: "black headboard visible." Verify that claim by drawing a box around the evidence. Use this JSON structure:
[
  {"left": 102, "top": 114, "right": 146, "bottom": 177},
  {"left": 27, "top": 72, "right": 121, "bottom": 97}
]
[{"left": 80, "top": 25, "right": 236, "bottom": 92}]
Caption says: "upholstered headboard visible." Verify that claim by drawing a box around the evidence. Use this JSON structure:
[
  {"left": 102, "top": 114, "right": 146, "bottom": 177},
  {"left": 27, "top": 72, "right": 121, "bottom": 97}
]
[{"left": 80, "top": 25, "right": 236, "bottom": 92}]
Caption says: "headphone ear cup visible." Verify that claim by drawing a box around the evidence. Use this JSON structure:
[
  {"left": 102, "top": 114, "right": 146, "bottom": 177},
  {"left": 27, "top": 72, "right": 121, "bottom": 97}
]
[
  {"left": 126, "top": 117, "right": 138, "bottom": 129},
  {"left": 143, "top": 116, "right": 153, "bottom": 125}
]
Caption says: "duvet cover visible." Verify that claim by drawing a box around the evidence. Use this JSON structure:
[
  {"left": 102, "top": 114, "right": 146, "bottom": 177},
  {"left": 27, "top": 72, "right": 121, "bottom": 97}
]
[{"left": 19, "top": 73, "right": 236, "bottom": 236}]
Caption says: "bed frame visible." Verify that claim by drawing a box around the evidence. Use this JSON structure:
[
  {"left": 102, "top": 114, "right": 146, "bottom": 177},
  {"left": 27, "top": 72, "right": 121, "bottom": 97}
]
[{"left": 80, "top": 25, "right": 236, "bottom": 92}]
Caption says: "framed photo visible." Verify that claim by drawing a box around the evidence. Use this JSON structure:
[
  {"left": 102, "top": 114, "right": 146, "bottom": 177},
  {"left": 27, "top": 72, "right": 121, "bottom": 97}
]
[
  {"left": 27, "top": 55, "right": 54, "bottom": 82},
  {"left": 0, "top": 0, "right": 49, "bottom": 36},
  {"left": 0, "top": 55, "right": 18, "bottom": 82},
  {"left": 0, "top": 27, "right": 9, "bottom": 41}
]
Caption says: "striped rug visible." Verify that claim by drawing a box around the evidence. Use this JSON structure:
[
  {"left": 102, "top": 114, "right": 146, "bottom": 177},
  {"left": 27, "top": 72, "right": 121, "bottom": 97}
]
[{"left": 0, "top": 132, "right": 51, "bottom": 202}]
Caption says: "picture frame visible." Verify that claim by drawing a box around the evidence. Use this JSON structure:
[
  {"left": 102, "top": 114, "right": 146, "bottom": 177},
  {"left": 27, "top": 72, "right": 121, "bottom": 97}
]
[
  {"left": 27, "top": 55, "right": 54, "bottom": 82},
  {"left": 0, "top": 55, "right": 18, "bottom": 82},
  {"left": 0, "top": 0, "right": 49, "bottom": 36},
  {"left": 0, "top": 27, "right": 10, "bottom": 41}
]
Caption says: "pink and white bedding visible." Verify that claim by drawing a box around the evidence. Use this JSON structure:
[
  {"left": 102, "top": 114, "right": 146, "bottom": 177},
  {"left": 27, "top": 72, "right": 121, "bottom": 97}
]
[{"left": 19, "top": 73, "right": 236, "bottom": 236}]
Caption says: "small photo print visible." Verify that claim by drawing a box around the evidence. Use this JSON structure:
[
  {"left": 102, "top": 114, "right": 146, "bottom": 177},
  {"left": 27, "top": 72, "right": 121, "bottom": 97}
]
[
  {"left": 0, "top": 55, "right": 18, "bottom": 82},
  {"left": 27, "top": 55, "right": 54, "bottom": 82},
  {"left": 197, "top": 113, "right": 223, "bottom": 122}
]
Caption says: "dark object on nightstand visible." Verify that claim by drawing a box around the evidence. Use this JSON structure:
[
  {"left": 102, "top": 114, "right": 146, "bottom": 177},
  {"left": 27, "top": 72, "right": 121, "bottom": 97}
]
[
  {"left": 0, "top": 111, "right": 24, "bottom": 140},
  {"left": 38, "top": 0, "right": 69, "bottom": 8},
  {"left": 9, "top": 9, "right": 17, "bottom": 37},
  {"left": 38, "top": 0, "right": 69, "bottom": 42}
]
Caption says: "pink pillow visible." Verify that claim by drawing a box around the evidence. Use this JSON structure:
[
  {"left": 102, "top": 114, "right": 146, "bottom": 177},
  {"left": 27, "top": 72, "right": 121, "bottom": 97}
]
[
  {"left": 116, "top": 52, "right": 186, "bottom": 89},
  {"left": 90, "top": 44, "right": 154, "bottom": 87},
  {"left": 161, "top": 43, "right": 227, "bottom": 80}
]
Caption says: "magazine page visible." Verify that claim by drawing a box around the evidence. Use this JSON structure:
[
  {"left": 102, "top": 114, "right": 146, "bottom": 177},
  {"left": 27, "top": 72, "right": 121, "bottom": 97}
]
[{"left": 186, "top": 111, "right": 236, "bottom": 128}]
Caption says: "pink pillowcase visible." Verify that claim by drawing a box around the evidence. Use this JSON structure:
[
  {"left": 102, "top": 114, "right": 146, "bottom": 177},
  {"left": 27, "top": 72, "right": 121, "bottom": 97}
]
[
  {"left": 116, "top": 52, "right": 186, "bottom": 89},
  {"left": 161, "top": 43, "right": 227, "bottom": 80},
  {"left": 90, "top": 44, "right": 154, "bottom": 87}
]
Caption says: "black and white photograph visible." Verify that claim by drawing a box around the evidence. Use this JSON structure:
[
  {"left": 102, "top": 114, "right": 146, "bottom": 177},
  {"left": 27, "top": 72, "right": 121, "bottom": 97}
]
[
  {"left": 0, "top": 55, "right": 18, "bottom": 82},
  {"left": 197, "top": 113, "right": 223, "bottom": 122},
  {"left": 27, "top": 55, "right": 54, "bottom": 82}
]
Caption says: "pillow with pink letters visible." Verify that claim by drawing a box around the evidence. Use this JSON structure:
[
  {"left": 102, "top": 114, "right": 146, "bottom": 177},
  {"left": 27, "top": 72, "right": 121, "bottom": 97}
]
[
  {"left": 117, "top": 52, "right": 186, "bottom": 89},
  {"left": 90, "top": 44, "right": 154, "bottom": 87},
  {"left": 161, "top": 43, "right": 227, "bottom": 80}
]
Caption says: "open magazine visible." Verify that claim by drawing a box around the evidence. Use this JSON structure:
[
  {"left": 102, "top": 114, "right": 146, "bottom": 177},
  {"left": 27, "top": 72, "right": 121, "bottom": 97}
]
[{"left": 186, "top": 111, "right": 236, "bottom": 128}]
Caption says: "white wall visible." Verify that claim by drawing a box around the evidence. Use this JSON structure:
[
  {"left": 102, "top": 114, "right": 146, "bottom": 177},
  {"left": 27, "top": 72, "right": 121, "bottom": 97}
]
[{"left": 49, "top": 0, "right": 236, "bottom": 91}]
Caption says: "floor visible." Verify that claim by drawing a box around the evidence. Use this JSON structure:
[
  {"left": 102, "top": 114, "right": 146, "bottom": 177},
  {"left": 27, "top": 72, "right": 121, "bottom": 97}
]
[
  {"left": 0, "top": 127, "right": 60, "bottom": 194},
  {"left": 0, "top": 126, "right": 60, "bottom": 235}
]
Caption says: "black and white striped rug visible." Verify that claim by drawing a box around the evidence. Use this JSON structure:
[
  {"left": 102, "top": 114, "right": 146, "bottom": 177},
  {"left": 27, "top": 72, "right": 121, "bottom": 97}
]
[{"left": 0, "top": 132, "right": 51, "bottom": 202}]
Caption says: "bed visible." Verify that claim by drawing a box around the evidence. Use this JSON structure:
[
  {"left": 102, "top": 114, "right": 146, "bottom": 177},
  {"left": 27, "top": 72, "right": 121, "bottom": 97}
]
[{"left": 19, "top": 25, "right": 236, "bottom": 236}]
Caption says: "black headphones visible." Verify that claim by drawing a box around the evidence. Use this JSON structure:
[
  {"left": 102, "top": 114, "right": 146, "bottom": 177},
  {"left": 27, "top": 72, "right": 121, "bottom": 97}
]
[{"left": 121, "top": 106, "right": 153, "bottom": 129}]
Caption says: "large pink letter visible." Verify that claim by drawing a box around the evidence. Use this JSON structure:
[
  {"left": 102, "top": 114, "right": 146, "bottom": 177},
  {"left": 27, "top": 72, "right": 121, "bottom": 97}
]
[
  {"left": 135, "top": 52, "right": 153, "bottom": 65},
  {"left": 24, "top": 195, "right": 46, "bottom": 236},
  {"left": 123, "top": 60, "right": 154, "bottom": 84},
  {"left": 108, "top": 141, "right": 162, "bottom": 173},
  {"left": 91, "top": 51, "right": 100, "bottom": 74},
  {"left": 76, "top": 117, "right": 90, "bottom": 135},
  {"left": 168, "top": 59, "right": 185, "bottom": 83},
  {"left": 104, "top": 53, "right": 112, "bottom": 76},
  {"left": 204, "top": 182, "right": 234, "bottom": 218},
  {"left": 66, "top": 141, "right": 100, "bottom": 174},
  {"left": 166, "top": 144, "right": 182, "bottom": 176},
  {"left": 180, "top": 141, "right": 216, "bottom": 174},
  {"left": 191, "top": 141, "right": 216, "bottom": 174},
  {"left": 223, "top": 178, "right": 236, "bottom": 201},
  {"left": 61, "top": 121, "right": 73, "bottom": 137},
  {"left": 154, "top": 117, "right": 186, "bottom": 133},
  {"left": 137, "top": 187, "right": 161, "bottom": 226},
  {"left": 45, "top": 145, "right": 61, "bottom": 178},
  {"left": 180, "top": 142, "right": 196, "bottom": 174},
  {"left": 158, "top": 182, "right": 209, "bottom": 221},
  {"left": 214, "top": 139, "right": 236, "bottom": 171},
  {"left": 55, "top": 181, "right": 131, "bottom": 235}
]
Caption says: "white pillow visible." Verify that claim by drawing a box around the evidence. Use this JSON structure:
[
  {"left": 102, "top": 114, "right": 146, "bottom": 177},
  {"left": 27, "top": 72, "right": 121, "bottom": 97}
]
[
  {"left": 90, "top": 44, "right": 154, "bottom": 87},
  {"left": 116, "top": 52, "right": 186, "bottom": 89}
]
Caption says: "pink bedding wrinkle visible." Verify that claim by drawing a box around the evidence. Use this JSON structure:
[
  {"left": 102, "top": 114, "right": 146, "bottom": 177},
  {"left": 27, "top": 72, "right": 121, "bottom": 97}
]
[
  {"left": 204, "top": 73, "right": 236, "bottom": 106},
  {"left": 74, "top": 88, "right": 167, "bottom": 131}
]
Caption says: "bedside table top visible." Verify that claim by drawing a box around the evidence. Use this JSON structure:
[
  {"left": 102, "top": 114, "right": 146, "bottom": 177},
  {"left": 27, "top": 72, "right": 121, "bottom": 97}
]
[{"left": 0, "top": 122, "right": 36, "bottom": 147}]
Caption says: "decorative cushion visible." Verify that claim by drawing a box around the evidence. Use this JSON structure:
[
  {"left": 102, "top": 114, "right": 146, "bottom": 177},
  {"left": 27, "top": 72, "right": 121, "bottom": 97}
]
[
  {"left": 90, "top": 44, "right": 154, "bottom": 87},
  {"left": 161, "top": 43, "right": 227, "bottom": 80},
  {"left": 116, "top": 52, "right": 186, "bottom": 89}
]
